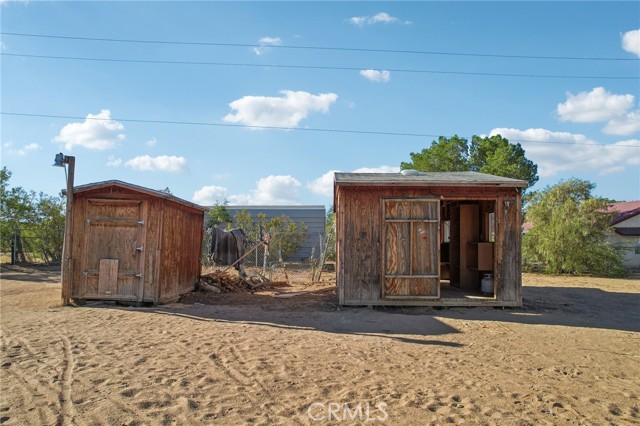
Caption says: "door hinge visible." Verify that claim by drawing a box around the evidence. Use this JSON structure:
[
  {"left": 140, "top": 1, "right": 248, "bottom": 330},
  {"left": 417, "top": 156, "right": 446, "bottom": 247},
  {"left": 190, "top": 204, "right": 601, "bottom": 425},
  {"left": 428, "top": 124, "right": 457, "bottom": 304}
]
[
  {"left": 137, "top": 220, "right": 144, "bottom": 225},
  {"left": 134, "top": 273, "right": 142, "bottom": 278},
  {"left": 136, "top": 246, "right": 144, "bottom": 252}
]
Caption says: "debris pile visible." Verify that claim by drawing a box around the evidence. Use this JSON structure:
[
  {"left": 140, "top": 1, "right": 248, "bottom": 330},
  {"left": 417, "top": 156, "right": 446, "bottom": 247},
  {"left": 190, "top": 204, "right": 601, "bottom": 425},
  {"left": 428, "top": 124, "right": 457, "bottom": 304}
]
[{"left": 197, "top": 270, "right": 290, "bottom": 294}]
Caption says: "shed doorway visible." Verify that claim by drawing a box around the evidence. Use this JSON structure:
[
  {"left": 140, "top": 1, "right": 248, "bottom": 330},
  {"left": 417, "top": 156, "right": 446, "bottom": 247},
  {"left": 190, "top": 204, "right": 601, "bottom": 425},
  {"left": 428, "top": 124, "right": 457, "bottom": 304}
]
[
  {"left": 440, "top": 200, "right": 496, "bottom": 300},
  {"left": 382, "top": 198, "right": 440, "bottom": 299},
  {"left": 80, "top": 199, "right": 146, "bottom": 302}
]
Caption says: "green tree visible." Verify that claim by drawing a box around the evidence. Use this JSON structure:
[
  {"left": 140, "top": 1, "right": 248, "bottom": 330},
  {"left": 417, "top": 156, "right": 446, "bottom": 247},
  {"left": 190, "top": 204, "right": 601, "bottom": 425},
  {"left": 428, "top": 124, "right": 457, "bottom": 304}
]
[
  {"left": 401, "top": 134, "right": 539, "bottom": 190},
  {"left": 522, "top": 178, "right": 626, "bottom": 277},
  {"left": 206, "top": 199, "right": 232, "bottom": 228},
  {"left": 1, "top": 167, "right": 65, "bottom": 264},
  {"left": 232, "top": 209, "right": 307, "bottom": 262},
  {"left": 401, "top": 135, "right": 469, "bottom": 172},
  {"left": 268, "top": 215, "right": 308, "bottom": 261},
  {"left": 233, "top": 209, "right": 258, "bottom": 238},
  {"left": 324, "top": 209, "right": 336, "bottom": 261},
  {"left": 470, "top": 135, "right": 538, "bottom": 189}
]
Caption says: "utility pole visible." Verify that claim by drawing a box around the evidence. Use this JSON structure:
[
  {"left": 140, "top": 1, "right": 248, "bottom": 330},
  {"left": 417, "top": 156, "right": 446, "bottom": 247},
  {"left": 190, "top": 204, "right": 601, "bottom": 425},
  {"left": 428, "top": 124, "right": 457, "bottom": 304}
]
[{"left": 55, "top": 154, "right": 75, "bottom": 306}]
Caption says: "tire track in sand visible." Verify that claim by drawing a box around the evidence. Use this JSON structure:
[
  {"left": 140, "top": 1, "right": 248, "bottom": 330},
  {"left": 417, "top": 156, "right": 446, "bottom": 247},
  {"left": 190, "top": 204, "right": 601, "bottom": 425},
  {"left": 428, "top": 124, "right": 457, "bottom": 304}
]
[{"left": 55, "top": 332, "right": 75, "bottom": 426}]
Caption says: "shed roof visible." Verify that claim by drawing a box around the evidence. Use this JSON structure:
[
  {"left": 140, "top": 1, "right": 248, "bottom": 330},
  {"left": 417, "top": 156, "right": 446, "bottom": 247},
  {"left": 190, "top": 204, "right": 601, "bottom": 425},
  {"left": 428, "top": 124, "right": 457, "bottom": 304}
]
[
  {"left": 334, "top": 171, "right": 528, "bottom": 188},
  {"left": 73, "top": 180, "right": 207, "bottom": 212}
]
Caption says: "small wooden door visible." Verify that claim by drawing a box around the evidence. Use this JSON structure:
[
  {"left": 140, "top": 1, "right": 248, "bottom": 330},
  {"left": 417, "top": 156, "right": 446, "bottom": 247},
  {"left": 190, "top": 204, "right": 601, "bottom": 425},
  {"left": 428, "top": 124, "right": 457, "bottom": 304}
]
[
  {"left": 81, "top": 199, "right": 146, "bottom": 301},
  {"left": 382, "top": 199, "right": 440, "bottom": 299}
]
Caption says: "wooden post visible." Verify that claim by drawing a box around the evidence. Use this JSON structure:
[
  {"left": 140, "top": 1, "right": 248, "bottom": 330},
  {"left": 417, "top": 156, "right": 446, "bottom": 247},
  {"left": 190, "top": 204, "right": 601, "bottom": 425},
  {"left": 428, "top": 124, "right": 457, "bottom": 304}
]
[{"left": 61, "top": 155, "right": 75, "bottom": 306}]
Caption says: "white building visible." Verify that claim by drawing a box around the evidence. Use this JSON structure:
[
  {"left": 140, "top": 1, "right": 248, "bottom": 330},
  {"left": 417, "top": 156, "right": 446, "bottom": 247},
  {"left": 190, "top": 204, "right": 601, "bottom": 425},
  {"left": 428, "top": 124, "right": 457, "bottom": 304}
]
[{"left": 607, "top": 201, "right": 640, "bottom": 270}]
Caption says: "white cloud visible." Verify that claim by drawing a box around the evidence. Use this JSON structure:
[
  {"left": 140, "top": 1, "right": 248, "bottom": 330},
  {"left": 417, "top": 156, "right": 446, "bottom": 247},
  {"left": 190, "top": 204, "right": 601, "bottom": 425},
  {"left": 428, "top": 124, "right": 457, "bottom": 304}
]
[
  {"left": 192, "top": 185, "right": 228, "bottom": 205},
  {"left": 53, "top": 109, "right": 125, "bottom": 150},
  {"left": 308, "top": 166, "right": 399, "bottom": 198},
  {"left": 223, "top": 90, "right": 338, "bottom": 128},
  {"left": 603, "top": 109, "right": 640, "bottom": 136},
  {"left": 145, "top": 137, "right": 158, "bottom": 147},
  {"left": 307, "top": 170, "right": 340, "bottom": 197},
  {"left": 0, "top": 0, "right": 30, "bottom": 5},
  {"left": 349, "top": 12, "right": 410, "bottom": 27},
  {"left": 106, "top": 155, "right": 122, "bottom": 167},
  {"left": 124, "top": 155, "right": 188, "bottom": 173},
  {"left": 490, "top": 127, "right": 640, "bottom": 177},
  {"left": 2, "top": 141, "right": 40, "bottom": 156},
  {"left": 359, "top": 69, "right": 391, "bottom": 83},
  {"left": 252, "top": 36, "right": 282, "bottom": 56},
  {"left": 556, "top": 87, "right": 634, "bottom": 123},
  {"left": 229, "top": 175, "right": 301, "bottom": 205},
  {"left": 622, "top": 29, "right": 640, "bottom": 57}
]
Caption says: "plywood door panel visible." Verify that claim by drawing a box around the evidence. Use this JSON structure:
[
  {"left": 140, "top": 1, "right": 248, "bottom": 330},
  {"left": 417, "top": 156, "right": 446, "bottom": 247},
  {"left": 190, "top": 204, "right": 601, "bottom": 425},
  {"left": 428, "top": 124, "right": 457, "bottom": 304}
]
[
  {"left": 382, "top": 199, "right": 439, "bottom": 299},
  {"left": 384, "top": 222, "right": 411, "bottom": 275},
  {"left": 98, "top": 259, "right": 119, "bottom": 294},
  {"left": 412, "top": 222, "right": 438, "bottom": 275},
  {"left": 81, "top": 199, "right": 144, "bottom": 300}
]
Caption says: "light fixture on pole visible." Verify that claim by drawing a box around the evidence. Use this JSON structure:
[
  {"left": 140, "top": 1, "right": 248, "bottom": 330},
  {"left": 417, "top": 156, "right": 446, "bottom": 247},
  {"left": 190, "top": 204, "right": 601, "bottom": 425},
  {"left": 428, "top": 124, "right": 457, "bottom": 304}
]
[{"left": 53, "top": 152, "right": 76, "bottom": 306}]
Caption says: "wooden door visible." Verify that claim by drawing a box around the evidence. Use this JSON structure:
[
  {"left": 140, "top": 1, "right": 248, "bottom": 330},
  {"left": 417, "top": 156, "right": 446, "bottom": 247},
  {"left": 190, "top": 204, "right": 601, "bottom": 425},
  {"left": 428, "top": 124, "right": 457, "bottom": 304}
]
[
  {"left": 81, "top": 199, "right": 146, "bottom": 301},
  {"left": 382, "top": 199, "right": 440, "bottom": 299}
]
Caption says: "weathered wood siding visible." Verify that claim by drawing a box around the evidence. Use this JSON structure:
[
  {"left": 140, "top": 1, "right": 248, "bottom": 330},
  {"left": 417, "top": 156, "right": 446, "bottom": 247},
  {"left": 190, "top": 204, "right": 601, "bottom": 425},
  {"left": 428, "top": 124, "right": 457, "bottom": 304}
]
[
  {"left": 158, "top": 200, "right": 203, "bottom": 303},
  {"left": 495, "top": 194, "right": 522, "bottom": 303},
  {"left": 336, "top": 185, "right": 522, "bottom": 306},
  {"left": 69, "top": 185, "right": 204, "bottom": 304}
]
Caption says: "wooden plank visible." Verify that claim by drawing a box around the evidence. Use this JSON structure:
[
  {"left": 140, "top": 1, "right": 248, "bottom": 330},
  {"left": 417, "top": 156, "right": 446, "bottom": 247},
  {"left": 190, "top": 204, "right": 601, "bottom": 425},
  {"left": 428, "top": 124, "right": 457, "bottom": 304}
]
[
  {"left": 136, "top": 200, "right": 147, "bottom": 302},
  {"left": 477, "top": 242, "right": 494, "bottom": 270},
  {"left": 342, "top": 298, "right": 520, "bottom": 307},
  {"left": 337, "top": 190, "right": 345, "bottom": 305},
  {"left": 384, "top": 222, "right": 410, "bottom": 275},
  {"left": 459, "top": 204, "right": 479, "bottom": 290},
  {"left": 383, "top": 277, "right": 439, "bottom": 298},
  {"left": 413, "top": 221, "right": 438, "bottom": 275},
  {"left": 497, "top": 195, "right": 521, "bottom": 304},
  {"left": 98, "top": 259, "right": 119, "bottom": 294}
]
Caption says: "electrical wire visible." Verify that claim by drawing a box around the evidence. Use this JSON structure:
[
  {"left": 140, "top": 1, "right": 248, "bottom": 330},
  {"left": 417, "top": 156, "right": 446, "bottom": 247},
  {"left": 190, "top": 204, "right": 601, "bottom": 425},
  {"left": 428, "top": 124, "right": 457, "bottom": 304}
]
[
  {"left": 2, "top": 111, "right": 639, "bottom": 148},
  {"left": 2, "top": 31, "right": 638, "bottom": 62},
  {"left": 2, "top": 52, "right": 638, "bottom": 80}
]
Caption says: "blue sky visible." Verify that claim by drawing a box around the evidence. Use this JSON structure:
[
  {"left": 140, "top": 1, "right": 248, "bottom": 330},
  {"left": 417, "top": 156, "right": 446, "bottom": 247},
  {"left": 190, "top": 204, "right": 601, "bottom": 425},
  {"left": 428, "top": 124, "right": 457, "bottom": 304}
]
[{"left": 2, "top": 1, "right": 639, "bottom": 209}]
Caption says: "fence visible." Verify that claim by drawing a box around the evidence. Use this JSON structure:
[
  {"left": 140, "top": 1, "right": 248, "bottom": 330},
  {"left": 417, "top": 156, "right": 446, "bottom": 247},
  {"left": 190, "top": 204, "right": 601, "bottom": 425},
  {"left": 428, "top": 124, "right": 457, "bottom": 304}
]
[
  {"left": 200, "top": 228, "right": 330, "bottom": 278},
  {"left": 1, "top": 227, "right": 64, "bottom": 265}
]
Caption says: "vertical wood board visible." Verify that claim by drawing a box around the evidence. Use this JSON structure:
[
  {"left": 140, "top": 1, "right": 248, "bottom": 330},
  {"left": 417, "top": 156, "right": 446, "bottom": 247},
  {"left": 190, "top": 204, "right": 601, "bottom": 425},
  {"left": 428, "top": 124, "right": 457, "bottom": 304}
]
[{"left": 98, "top": 259, "right": 119, "bottom": 294}]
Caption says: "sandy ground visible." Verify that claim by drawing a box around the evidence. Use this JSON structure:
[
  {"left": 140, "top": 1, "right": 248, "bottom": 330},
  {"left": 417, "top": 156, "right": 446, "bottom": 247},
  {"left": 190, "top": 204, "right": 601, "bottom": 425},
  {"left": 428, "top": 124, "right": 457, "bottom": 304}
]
[{"left": 1, "top": 265, "right": 639, "bottom": 426}]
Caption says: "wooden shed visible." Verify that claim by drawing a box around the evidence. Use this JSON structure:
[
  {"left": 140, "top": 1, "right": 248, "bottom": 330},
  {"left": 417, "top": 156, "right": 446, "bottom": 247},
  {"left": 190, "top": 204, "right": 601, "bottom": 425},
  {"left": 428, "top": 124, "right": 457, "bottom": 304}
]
[
  {"left": 66, "top": 180, "right": 206, "bottom": 305},
  {"left": 334, "top": 171, "right": 527, "bottom": 307}
]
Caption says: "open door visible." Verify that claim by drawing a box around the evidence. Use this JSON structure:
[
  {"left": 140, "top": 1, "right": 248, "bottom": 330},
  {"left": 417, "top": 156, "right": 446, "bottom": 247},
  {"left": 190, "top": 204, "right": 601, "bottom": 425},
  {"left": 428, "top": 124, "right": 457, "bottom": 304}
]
[
  {"left": 382, "top": 199, "right": 440, "bottom": 299},
  {"left": 81, "top": 199, "right": 146, "bottom": 301}
]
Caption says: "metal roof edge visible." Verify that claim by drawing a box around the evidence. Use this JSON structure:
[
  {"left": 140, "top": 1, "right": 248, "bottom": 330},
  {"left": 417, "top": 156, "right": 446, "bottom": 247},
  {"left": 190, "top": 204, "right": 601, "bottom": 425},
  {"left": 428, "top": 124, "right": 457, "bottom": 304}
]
[
  {"left": 73, "top": 180, "right": 207, "bottom": 212},
  {"left": 334, "top": 172, "right": 528, "bottom": 188}
]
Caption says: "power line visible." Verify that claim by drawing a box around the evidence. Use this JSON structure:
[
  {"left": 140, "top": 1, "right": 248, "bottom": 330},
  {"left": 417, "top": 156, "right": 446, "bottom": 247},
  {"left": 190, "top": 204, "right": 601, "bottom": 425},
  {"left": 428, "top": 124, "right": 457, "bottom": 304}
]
[
  {"left": 3, "top": 52, "right": 638, "bottom": 80},
  {"left": 2, "top": 31, "right": 638, "bottom": 62},
  {"left": 2, "top": 111, "right": 639, "bottom": 149}
]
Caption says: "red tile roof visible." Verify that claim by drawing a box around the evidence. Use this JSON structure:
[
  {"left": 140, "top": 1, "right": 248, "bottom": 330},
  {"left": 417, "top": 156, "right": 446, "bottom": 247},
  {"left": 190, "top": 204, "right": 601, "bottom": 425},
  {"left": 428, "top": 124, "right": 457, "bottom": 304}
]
[{"left": 608, "top": 201, "right": 640, "bottom": 226}]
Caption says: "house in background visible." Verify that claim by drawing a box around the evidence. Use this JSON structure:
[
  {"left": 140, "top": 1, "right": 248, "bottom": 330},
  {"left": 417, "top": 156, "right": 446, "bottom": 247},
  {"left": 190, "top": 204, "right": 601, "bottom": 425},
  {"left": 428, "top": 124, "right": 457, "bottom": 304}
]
[
  {"left": 607, "top": 201, "right": 640, "bottom": 269},
  {"left": 222, "top": 205, "right": 326, "bottom": 261}
]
